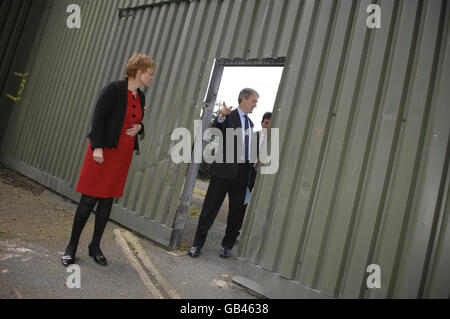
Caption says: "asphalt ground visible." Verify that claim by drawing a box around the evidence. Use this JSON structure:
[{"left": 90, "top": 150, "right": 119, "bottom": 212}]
[{"left": 0, "top": 164, "right": 259, "bottom": 300}]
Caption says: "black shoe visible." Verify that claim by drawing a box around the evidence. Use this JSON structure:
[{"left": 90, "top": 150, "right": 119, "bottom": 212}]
[
  {"left": 187, "top": 246, "right": 201, "bottom": 258},
  {"left": 61, "top": 254, "right": 75, "bottom": 267},
  {"left": 219, "top": 247, "right": 232, "bottom": 259},
  {"left": 88, "top": 244, "right": 107, "bottom": 266},
  {"left": 61, "top": 245, "right": 76, "bottom": 267}
]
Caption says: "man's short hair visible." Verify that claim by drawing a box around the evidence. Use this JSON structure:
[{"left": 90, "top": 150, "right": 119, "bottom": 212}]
[
  {"left": 262, "top": 112, "right": 272, "bottom": 122},
  {"left": 238, "top": 88, "right": 259, "bottom": 104}
]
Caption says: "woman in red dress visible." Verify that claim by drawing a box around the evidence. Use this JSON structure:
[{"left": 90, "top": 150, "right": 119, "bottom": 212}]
[{"left": 62, "top": 53, "right": 155, "bottom": 267}]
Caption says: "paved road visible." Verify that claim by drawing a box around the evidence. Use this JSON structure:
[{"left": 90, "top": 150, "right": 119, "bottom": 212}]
[{"left": 0, "top": 165, "right": 258, "bottom": 299}]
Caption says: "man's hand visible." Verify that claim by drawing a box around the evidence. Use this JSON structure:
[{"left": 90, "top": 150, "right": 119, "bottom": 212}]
[
  {"left": 125, "top": 124, "right": 142, "bottom": 137},
  {"left": 219, "top": 102, "right": 233, "bottom": 121},
  {"left": 93, "top": 148, "right": 104, "bottom": 164}
]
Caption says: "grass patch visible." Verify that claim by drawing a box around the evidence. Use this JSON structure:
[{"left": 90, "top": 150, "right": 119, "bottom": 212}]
[
  {"left": 179, "top": 242, "right": 191, "bottom": 251},
  {"left": 189, "top": 206, "right": 201, "bottom": 216},
  {"left": 193, "top": 187, "right": 207, "bottom": 197}
]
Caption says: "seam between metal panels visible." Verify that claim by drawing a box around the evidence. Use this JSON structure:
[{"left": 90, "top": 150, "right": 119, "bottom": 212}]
[
  {"left": 388, "top": 0, "right": 447, "bottom": 298},
  {"left": 164, "top": 0, "right": 220, "bottom": 227},
  {"left": 0, "top": 0, "right": 31, "bottom": 97},
  {"left": 159, "top": 0, "right": 202, "bottom": 225},
  {"left": 255, "top": 0, "right": 318, "bottom": 267},
  {"left": 335, "top": 0, "right": 400, "bottom": 298},
  {"left": 0, "top": 1, "right": 27, "bottom": 70},
  {"left": 118, "top": 0, "right": 191, "bottom": 14},
  {"left": 5, "top": 0, "right": 55, "bottom": 158},
  {"left": 120, "top": 6, "right": 154, "bottom": 208},
  {"left": 242, "top": 0, "right": 260, "bottom": 59},
  {"left": 273, "top": 0, "right": 339, "bottom": 279},
  {"left": 310, "top": 0, "right": 367, "bottom": 290},
  {"left": 57, "top": 0, "right": 105, "bottom": 182},
  {"left": 361, "top": 0, "right": 424, "bottom": 299},
  {"left": 135, "top": 4, "right": 171, "bottom": 216},
  {"left": 355, "top": 0, "right": 405, "bottom": 298},
  {"left": 144, "top": 2, "right": 190, "bottom": 220},
  {"left": 417, "top": 0, "right": 450, "bottom": 298},
  {"left": 238, "top": 0, "right": 302, "bottom": 262},
  {"left": 213, "top": 0, "right": 234, "bottom": 57},
  {"left": 255, "top": 0, "right": 274, "bottom": 58},
  {"left": 381, "top": 0, "right": 425, "bottom": 299},
  {"left": 272, "top": 0, "right": 289, "bottom": 58},
  {"left": 19, "top": 1, "right": 63, "bottom": 165},
  {"left": 52, "top": 0, "right": 105, "bottom": 179},
  {"left": 419, "top": 126, "right": 450, "bottom": 298},
  {"left": 67, "top": 0, "right": 129, "bottom": 184},
  {"left": 31, "top": 0, "right": 86, "bottom": 171},
  {"left": 11, "top": 0, "right": 51, "bottom": 160},
  {"left": 293, "top": 0, "right": 361, "bottom": 284},
  {"left": 253, "top": 0, "right": 306, "bottom": 266}
]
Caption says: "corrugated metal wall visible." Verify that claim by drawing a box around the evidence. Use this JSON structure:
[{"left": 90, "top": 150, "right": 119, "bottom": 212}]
[
  {"left": 237, "top": 0, "right": 450, "bottom": 299},
  {"left": 1, "top": 0, "right": 449, "bottom": 298},
  {"left": 0, "top": 0, "right": 50, "bottom": 142}
]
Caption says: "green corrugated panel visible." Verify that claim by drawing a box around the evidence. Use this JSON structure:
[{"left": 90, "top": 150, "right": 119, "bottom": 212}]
[{"left": 1, "top": 0, "right": 449, "bottom": 298}]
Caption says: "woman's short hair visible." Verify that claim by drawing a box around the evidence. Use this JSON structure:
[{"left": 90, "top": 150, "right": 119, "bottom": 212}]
[
  {"left": 126, "top": 53, "right": 156, "bottom": 78},
  {"left": 238, "top": 88, "right": 259, "bottom": 104}
]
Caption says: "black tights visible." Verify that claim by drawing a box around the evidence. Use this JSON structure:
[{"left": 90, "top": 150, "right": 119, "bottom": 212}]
[{"left": 65, "top": 194, "right": 114, "bottom": 255}]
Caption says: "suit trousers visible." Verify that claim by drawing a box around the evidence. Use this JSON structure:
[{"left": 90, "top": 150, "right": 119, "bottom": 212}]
[{"left": 193, "top": 163, "right": 250, "bottom": 250}]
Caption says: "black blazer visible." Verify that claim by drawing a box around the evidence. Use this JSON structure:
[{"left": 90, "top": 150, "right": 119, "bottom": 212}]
[
  {"left": 210, "top": 109, "right": 258, "bottom": 180},
  {"left": 87, "top": 78, "right": 145, "bottom": 152}
]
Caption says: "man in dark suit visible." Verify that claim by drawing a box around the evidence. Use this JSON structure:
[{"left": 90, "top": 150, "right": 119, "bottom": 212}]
[{"left": 188, "top": 88, "right": 259, "bottom": 258}]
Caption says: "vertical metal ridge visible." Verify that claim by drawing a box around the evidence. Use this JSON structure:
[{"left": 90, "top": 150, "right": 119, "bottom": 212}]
[
  {"left": 256, "top": 0, "right": 321, "bottom": 269},
  {"left": 152, "top": 0, "right": 201, "bottom": 224},
  {"left": 417, "top": 1, "right": 450, "bottom": 298},
  {"left": 47, "top": 0, "right": 104, "bottom": 178},
  {"left": 336, "top": 0, "right": 400, "bottom": 298},
  {"left": 271, "top": 0, "right": 289, "bottom": 58},
  {"left": 17, "top": 1, "right": 63, "bottom": 164},
  {"left": 252, "top": 0, "right": 307, "bottom": 266},
  {"left": 388, "top": 0, "right": 447, "bottom": 298},
  {"left": 142, "top": 1, "right": 189, "bottom": 220},
  {"left": 3, "top": 0, "right": 449, "bottom": 298},
  {"left": 8, "top": 0, "right": 55, "bottom": 159},
  {"left": 28, "top": 0, "right": 81, "bottom": 171},
  {"left": 67, "top": 0, "right": 130, "bottom": 184},
  {"left": 309, "top": 0, "right": 367, "bottom": 290},
  {"left": 59, "top": 0, "right": 117, "bottom": 183},
  {"left": 274, "top": 0, "right": 339, "bottom": 280},
  {"left": 362, "top": 0, "right": 423, "bottom": 298}
]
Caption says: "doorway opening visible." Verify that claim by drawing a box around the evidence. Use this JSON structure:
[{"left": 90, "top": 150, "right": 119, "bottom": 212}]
[{"left": 170, "top": 58, "right": 285, "bottom": 252}]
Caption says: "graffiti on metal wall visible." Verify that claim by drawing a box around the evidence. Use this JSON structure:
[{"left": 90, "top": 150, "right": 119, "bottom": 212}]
[{"left": 6, "top": 72, "right": 29, "bottom": 102}]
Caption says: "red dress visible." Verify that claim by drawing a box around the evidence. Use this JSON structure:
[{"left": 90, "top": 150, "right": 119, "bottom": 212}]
[{"left": 76, "top": 89, "right": 142, "bottom": 198}]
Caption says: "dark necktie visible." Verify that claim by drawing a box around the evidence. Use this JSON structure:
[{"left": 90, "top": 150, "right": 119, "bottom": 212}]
[{"left": 244, "top": 114, "right": 249, "bottom": 161}]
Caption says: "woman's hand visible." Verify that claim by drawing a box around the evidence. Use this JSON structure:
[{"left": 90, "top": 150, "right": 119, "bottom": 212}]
[
  {"left": 93, "top": 148, "right": 104, "bottom": 164},
  {"left": 125, "top": 124, "right": 142, "bottom": 137}
]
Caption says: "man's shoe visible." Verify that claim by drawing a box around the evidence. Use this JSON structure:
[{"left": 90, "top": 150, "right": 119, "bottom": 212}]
[
  {"left": 188, "top": 246, "right": 201, "bottom": 258},
  {"left": 219, "top": 247, "right": 232, "bottom": 258}
]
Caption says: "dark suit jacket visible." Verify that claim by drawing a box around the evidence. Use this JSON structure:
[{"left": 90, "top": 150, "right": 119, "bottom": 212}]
[
  {"left": 210, "top": 109, "right": 259, "bottom": 180},
  {"left": 87, "top": 78, "right": 145, "bottom": 152},
  {"left": 247, "top": 130, "right": 261, "bottom": 191}
]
